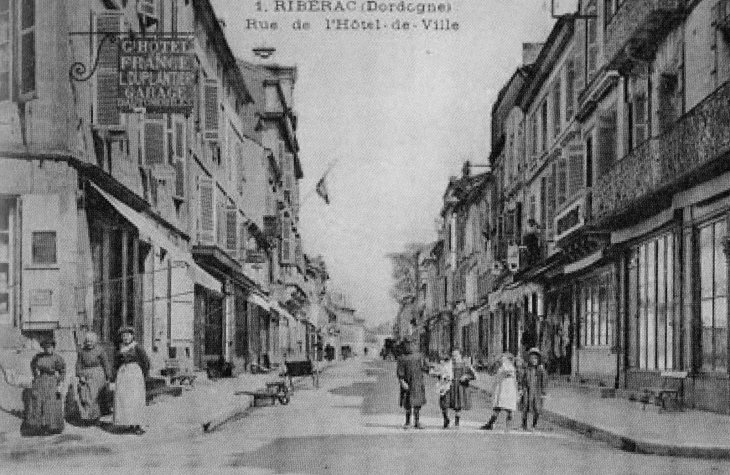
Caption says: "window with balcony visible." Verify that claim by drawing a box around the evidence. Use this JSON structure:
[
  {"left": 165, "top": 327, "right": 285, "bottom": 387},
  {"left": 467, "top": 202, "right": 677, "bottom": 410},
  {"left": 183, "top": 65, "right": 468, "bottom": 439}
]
[{"left": 698, "top": 218, "right": 727, "bottom": 373}]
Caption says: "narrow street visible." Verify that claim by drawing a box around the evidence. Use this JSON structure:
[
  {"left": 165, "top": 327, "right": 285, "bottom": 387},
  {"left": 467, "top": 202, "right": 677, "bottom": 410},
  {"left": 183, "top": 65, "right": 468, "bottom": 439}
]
[{"left": 3, "top": 360, "right": 730, "bottom": 473}]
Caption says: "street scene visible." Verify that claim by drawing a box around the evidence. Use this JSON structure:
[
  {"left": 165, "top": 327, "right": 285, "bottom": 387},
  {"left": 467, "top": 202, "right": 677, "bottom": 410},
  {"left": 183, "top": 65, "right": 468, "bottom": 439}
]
[{"left": 3, "top": 0, "right": 730, "bottom": 472}]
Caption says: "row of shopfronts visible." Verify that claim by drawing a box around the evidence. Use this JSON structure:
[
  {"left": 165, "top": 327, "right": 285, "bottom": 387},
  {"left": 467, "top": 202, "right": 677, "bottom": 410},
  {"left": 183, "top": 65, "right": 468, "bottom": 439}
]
[{"left": 412, "top": 0, "right": 730, "bottom": 414}]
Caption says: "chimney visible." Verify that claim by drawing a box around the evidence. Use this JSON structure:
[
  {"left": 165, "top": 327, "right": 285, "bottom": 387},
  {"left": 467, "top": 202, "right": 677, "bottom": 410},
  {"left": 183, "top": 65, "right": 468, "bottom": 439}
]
[{"left": 522, "top": 43, "right": 544, "bottom": 66}]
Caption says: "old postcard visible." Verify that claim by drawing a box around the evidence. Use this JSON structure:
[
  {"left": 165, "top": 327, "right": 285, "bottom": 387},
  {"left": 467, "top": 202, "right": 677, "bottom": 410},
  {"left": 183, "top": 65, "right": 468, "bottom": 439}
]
[{"left": 1, "top": 0, "right": 730, "bottom": 473}]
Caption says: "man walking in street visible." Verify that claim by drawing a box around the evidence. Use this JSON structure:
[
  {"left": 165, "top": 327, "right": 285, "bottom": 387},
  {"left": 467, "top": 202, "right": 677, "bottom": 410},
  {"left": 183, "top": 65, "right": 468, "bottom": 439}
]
[{"left": 396, "top": 339, "right": 427, "bottom": 429}]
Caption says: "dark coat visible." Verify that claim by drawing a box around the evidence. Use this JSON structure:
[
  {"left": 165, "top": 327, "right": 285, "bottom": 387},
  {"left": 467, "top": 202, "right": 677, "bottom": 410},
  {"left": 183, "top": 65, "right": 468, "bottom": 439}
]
[
  {"left": 396, "top": 351, "right": 427, "bottom": 409},
  {"left": 445, "top": 361, "right": 476, "bottom": 411},
  {"left": 519, "top": 364, "right": 547, "bottom": 412}
]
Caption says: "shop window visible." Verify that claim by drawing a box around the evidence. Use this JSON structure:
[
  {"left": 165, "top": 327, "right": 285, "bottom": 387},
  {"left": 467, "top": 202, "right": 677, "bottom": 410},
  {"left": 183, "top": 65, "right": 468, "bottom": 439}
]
[
  {"left": 31, "top": 231, "right": 56, "bottom": 265},
  {"left": 579, "top": 271, "right": 614, "bottom": 348},
  {"left": 699, "top": 219, "right": 727, "bottom": 373},
  {"left": 632, "top": 232, "right": 675, "bottom": 370}
]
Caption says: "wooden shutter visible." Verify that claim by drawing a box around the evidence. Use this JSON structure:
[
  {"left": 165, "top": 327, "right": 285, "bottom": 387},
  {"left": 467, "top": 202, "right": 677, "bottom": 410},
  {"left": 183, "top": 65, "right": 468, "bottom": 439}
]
[
  {"left": 236, "top": 141, "right": 245, "bottom": 196},
  {"left": 632, "top": 79, "right": 648, "bottom": 147},
  {"left": 226, "top": 205, "right": 237, "bottom": 255},
  {"left": 566, "top": 59, "right": 575, "bottom": 119},
  {"left": 574, "top": 51, "right": 585, "bottom": 103},
  {"left": 596, "top": 111, "right": 618, "bottom": 177},
  {"left": 238, "top": 221, "right": 247, "bottom": 260},
  {"left": 216, "top": 197, "right": 226, "bottom": 249},
  {"left": 280, "top": 213, "right": 291, "bottom": 264},
  {"left": 94, "top": 13, "right": 122, "bottom": 126},
  {"left": 568, "top": 146, "right": 584, "bottom": 197},
  {"left": 197, "top": 175, "right": 215, "bottom": 245},
  {"left": 19, "top": 0, "right": 35, "bottom": 98},
  {"left": 203, "top": 79, "right": 219, "bottom": 141},
  {"left": 557, "top": 158, "right": 568, "bottom": 205},
  {"left": 174, "top": 160, "right": 185, "bottom": 199},
  {"left": 546, "top": 167, "right": 556, "bottom": 237},
  {"left": 144, "top": 114, "right": 165, "bottom": 166}
]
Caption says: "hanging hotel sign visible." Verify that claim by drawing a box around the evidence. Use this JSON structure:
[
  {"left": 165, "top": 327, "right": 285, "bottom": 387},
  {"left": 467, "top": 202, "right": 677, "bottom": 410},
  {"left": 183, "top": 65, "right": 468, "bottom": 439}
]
[{"left": 117, "top": 35, "right": 196, "bottom": 114}]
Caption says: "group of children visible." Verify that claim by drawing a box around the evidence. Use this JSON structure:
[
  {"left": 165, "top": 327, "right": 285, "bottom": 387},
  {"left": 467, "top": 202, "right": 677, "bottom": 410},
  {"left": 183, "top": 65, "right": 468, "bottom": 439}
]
[{"left": 436, "top": 347, "right": 547, "bottom": 431}]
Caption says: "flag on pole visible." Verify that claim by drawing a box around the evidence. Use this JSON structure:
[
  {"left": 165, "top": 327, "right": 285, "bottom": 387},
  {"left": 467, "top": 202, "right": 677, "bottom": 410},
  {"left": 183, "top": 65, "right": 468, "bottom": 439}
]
[{"left": 316, "top": 175, "right": 330, "bottom": 204}]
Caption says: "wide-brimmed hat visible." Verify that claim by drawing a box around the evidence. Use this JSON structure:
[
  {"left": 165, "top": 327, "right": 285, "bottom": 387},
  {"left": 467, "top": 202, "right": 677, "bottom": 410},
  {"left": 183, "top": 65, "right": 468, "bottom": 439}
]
[
  {"left": 117, "top": 325, "right": 135, "bottom": 336},
  {"left": 527, "top": 347, "right": 542, "bottom": 357}
]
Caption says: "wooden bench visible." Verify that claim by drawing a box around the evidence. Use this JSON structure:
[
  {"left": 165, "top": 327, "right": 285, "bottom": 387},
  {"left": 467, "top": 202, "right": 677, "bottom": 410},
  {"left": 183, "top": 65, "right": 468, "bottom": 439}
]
[
  {"left": 284, "top": 360, "right": 319, "bottom": 390},
  {"left": 640, "top": 371, "right": 688, "bottom": 412}
]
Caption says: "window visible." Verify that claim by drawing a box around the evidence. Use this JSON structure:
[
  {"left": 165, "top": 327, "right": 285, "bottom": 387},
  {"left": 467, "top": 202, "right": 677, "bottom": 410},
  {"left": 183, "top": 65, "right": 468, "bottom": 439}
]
[
  {"left": 699, "top": 219, "right": 727, "bottom": 372},
  {"left": 631, "top": 232, "right": 675, "bottom": 370},
  {"left": 586, "top": 0, "right": 598, "bottom": 81},
  {"left": 19, "top": 0, "right": 35, "bottom": 97},
  {"left": 553, "top": 80, "right": 562, "bottom": 138},
  {"left": 31, "top": 231, "right": 56, "bottom": 265},
  {"left": 531, "top": 113, "right": 538, "bottom": 157},
  {"left": 540, "top": 100, "right": 548, "bottom": 152},
  {"left": 557, "top": 158, "right": 568, "bottom": 205},
  {"left": 585, "top": 134, "right": 594, "bottom": 188},
  {"left": 0, "top": 0, "right": 11, "bottom": 101},
  {"left": 566, "top": 59, "right": 575, "bottom": 119},
  {"left": 580, "top": 270, "right": 614, "bottom": 348}
]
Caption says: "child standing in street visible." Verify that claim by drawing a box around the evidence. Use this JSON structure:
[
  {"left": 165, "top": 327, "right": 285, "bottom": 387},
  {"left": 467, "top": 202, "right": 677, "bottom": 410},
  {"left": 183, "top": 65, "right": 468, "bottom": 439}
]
[
  {"left": 520, "top": 347, "right": 548, "bottom": 431},
  {"left": 481, "top": 353, "right": 518, "bottom": 431}
]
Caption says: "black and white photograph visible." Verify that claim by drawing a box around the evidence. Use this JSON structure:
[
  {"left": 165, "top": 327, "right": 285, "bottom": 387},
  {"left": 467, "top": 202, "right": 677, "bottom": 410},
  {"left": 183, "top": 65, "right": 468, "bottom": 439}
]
[{"left": 1, "top": 0, "right": 730, "bottom": 473}]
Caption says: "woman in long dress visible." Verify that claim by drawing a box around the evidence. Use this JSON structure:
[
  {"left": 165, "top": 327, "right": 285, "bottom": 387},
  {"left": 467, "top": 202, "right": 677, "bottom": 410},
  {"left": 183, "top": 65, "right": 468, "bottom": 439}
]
[
  {"left": 111, "top": 326, "right": 149, "bottom": 435},
  {"left": 481, "top": 353, "right": 518, "bottom": 431},
  {"left": 75, "top": 331, "right": 110, "bottom": 424},
  {"left": 439, "top": 350, "right": 476, "bottom": 429},
  {"left": 24, "top": 338, "right": 66, "bottom": 435}
]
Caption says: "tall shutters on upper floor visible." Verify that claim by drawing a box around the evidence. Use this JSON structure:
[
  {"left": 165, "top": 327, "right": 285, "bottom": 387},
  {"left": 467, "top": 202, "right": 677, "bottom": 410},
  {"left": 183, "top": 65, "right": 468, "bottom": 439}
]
[
  {"left": 203, "top": 79, "right": 219, "bottom": 141},
  {"left": 197, "top": 176, "right": 215, "bottom": 245},
  {"left": 144, "top": 114, "right": 165, "bottom": 166},
  {"left": 280, "top": 211, "right": 294, "bottom": 265},
  {"left": 596, "top": 109, "right": 618, "bottom": 178},
  {"left": 94, "top": 13, "right": 123, "bottom": 127},
  {"left": 567, "top": 144, "right": 584, "bottom": 198},
  {"left": 19, "top": 0, "right": 35, "bottom": 98},
  {"left": 226, "top": 204, "right": 237, "bottom": 256}
]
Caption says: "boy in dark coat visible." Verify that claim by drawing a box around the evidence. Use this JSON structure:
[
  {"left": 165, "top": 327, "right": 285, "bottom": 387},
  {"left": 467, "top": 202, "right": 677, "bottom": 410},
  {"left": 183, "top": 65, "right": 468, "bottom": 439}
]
[
  {"left": 396, "top": 339, "right": 427, "bottom": 429},
  {"left": 520, "top": 347, "right": 548, "bottom": 430}
]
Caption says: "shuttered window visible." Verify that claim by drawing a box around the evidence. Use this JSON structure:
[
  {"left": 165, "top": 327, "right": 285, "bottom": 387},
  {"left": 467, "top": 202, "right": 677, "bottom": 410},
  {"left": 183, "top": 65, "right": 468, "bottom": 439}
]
[
  {"left": 0, "top": 0, "right": 11, "bottom": 102},
  {"left": 568, "top": 149, "right": 584, "bottom": 197},
  {"left": 281, "top": 213, "right": 292, "bottom": 264},
  {"left": 566, "top": 59, "right": 575, "bottom": 119},
  {"left": 175, "top": 122, "right": 184, "bottom": 157},
  {"left": 174, "top": 160, "right": 185, "bottom": 199},
  {"left": 238, "top": 221, "right": 247, "bottom": 260},
  {"left": 216, "top": 197, "right": 226, "bottom": 249},
  {"left": 546, "top": 167, "right": 556, "bottom": 236},
  {"left": 198, "top": 176, "right": 214, "bottom": 244},
  {"left": 557, "top": 158, "right": 568, "bottom": 205},
  {"left": 19, "top": 0, "right": 34, "bottom": 97},
  {"left": 586, "top": 0, "right": 598, "bottom": 81},
  {"left": 31, "top": 231, "right": 56, "bottom": 265},
  {"left": 203, "top": 79, "right": 218, "bottom": 141},
  {"left": 144, "top": 114, "right": 165, "bottom": 165},
  {"left": 596, "top": 110, "right": 618, "bottom": 177},
  {"left": 574, "top": 51, "right": 585, "bottom": 99},
  {"left": 226, "top": 205, "right": 237, "bottom": 254},
  {"left": 552, "top": 80, "right": 561, "bottom": 138},
  {"left": 94, "top": 13, "right": 122, "bottom": 125}
]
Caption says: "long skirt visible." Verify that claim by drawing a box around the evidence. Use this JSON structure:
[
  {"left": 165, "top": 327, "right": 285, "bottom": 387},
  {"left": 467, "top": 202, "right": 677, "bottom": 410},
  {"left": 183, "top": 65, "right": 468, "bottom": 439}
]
[
  {"left": 77, "top": 366, "right": 107, "bottom": 422},
  {"left": 25, "top": 374, "right": 64, "bottom": 434},
  {"left": 113, "top": 363, "right": 146, "bottom": 427}
]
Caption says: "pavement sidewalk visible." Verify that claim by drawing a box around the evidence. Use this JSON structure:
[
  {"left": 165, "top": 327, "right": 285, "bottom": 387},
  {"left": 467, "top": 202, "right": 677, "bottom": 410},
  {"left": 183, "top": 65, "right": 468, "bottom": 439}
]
[
  {"left": 469, "top": 371, "right": 730, "bottom": 459},
  {"left": 0, "top": 361, "right": 334, "bottom": 455}
]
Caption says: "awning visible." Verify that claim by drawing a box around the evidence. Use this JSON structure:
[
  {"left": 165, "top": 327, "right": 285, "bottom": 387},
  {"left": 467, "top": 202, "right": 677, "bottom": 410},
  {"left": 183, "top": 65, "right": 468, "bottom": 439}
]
[
  {"left": 564, "top": 250, "right": 603, "bottom": 275},
  {"left": 248, "top": 292, "right": 271, "bottom": 311},
  {"left": 91, "top": 183, "right": 221, "bottom": 294}
]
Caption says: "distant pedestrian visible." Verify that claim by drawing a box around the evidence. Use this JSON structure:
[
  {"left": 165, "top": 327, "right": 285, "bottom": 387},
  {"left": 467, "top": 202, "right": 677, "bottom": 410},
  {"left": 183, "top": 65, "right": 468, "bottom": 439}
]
[
  {"left": 75, "top": 331, "right": 111, "bottom": 425},
  {"left": 481, "top": 353, "right": 518, "bottom": 431},
  {"left": 24, "top": 338, "right": 66, "bottom": 435},
  {"left": 111, "top": 326, "right": 149, "bottom": 435},
  {"left": 396, "top": 339, "right": 427, "bottom": 429},
  {"left": 520, "top": 347, "right": 547, "bottom": 431},
  {"left": 439, "top": 349, "right": 476, "bottom": 429}
]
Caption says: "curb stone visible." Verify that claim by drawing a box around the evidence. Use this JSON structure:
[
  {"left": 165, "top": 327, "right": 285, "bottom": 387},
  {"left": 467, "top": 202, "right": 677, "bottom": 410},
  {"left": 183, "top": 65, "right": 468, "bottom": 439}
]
[{"left": 469, "top": 380, "right": 730, "bottom": 460}]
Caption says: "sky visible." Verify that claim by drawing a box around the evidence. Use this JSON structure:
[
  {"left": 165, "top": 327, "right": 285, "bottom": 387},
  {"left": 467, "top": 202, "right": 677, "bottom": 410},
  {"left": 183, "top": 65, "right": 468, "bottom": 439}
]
[{"left": 211, "top": 0, "right": 556, "bottom": 326}]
